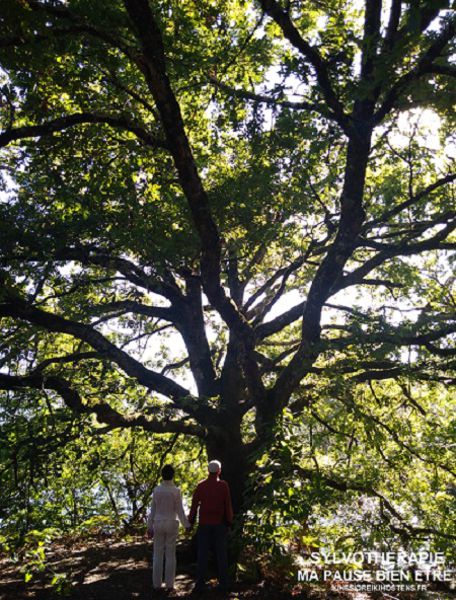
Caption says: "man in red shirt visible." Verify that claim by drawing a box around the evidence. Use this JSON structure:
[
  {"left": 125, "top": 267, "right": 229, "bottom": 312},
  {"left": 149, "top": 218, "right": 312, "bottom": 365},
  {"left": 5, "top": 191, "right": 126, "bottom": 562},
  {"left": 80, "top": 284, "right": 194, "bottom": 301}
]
[{"left": 189, "top": 460, "right": 234, "bottom": 593}]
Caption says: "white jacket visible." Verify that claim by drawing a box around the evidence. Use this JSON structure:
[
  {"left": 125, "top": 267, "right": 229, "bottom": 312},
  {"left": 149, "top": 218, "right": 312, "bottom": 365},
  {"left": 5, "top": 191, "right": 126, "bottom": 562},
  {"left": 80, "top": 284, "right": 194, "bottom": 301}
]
[{"left": 147, "top": 480, "right": 190, "bottom": 529}]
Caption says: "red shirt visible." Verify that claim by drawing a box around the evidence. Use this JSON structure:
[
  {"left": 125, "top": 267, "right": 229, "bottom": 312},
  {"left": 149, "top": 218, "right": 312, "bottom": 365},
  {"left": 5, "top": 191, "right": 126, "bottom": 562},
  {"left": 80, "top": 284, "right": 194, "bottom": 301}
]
[{"left": 189, "top": 474, "right": 234, "bottom": 526}]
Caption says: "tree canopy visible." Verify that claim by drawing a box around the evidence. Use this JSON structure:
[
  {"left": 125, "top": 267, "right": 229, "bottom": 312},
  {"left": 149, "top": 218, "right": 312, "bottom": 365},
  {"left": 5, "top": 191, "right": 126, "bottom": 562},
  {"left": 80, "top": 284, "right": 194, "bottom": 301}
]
[{"left": 0, "top": 0, "right": 455, "bottom": 561}]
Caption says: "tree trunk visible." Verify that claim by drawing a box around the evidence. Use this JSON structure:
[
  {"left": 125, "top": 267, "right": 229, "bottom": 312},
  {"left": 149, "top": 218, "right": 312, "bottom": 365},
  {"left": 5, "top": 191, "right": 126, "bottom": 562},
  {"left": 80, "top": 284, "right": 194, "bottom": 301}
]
[
  {"left": 205, "top": 421, "right": 249, "bottom": 518},
  {"left": 203, "top": 419, "right": 253, "bottom": 575}
]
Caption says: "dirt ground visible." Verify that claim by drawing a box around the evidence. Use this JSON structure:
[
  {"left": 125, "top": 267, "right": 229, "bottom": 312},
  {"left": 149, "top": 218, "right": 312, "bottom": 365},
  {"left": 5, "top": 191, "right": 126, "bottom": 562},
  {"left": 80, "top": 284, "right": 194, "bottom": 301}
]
[{"left": 0, "top": 537, "right": 454, "bottom": 600}]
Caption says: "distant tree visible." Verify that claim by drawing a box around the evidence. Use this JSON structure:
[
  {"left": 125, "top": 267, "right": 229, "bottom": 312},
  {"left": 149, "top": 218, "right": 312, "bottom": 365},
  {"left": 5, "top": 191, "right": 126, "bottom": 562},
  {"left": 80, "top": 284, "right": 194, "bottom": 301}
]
[{"left": 0, "top": 0, "right": 454, "bottom": 541}]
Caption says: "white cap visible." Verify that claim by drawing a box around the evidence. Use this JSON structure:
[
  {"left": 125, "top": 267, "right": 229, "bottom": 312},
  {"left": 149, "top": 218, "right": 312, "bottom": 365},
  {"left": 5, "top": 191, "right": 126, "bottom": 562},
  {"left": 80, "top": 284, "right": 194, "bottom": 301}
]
[{"left": 208, "top": 460, "right": 221, "bottom": 473}]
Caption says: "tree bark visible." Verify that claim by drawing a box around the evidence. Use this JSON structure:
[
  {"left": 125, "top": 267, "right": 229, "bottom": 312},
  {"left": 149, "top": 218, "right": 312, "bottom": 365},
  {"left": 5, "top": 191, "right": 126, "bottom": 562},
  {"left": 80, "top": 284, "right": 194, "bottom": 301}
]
[{"left": 204, "top": 421, "right": 249, "bottom": 519}]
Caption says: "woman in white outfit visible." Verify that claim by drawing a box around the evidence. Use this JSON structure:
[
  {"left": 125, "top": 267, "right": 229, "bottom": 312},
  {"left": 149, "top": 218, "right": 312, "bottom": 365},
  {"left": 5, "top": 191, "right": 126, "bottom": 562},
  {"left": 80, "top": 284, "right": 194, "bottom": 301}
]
[{"left": 147, "top": 464, "right": 190, "bottom": 591}]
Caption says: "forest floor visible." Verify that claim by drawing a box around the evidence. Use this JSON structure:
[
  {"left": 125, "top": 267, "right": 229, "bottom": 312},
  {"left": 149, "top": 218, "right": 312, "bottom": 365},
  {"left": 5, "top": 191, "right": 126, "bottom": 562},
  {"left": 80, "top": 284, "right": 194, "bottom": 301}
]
[{"left": 0, "top": 536, "right": 454, "bottom": 600}]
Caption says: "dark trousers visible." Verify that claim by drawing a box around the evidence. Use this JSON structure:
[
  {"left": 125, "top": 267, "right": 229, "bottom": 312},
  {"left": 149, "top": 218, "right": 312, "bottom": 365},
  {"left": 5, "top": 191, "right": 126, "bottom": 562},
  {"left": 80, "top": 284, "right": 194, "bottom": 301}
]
[{"left": 196, "top": 524, "right": 228, "bottom": 588}]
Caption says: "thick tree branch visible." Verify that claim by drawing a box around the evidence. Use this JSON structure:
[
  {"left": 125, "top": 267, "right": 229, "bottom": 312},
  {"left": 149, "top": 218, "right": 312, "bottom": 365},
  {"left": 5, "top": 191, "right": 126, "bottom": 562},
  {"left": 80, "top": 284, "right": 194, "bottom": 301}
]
[
  {"left": 246, "top": 247, "right": 315, "bottom": 323},
  {"left": 259, "top": 0, "right": 350, "bottom": 133},
  {"left": 336, "top": 219, "right": 456, "bottom": 292},
  {"left": 0, "top": 372, "right": 205, "bottom": 437},
  {"left": 92, "top": 289, "right": 218, "bottom": 396},
  {"left": 176, "top": 274, "right": 218, "bottom": 397},
  {"left": 123, "top": 0, "right": 265, "bottom": 403},
  {"left": 374, "top": 15, "right": 456, "bottom": 124},
  {"left": 244, "top": 259, "right": 300, "bottom": 314},
  {"left": 87, "top": 300, "right": 177, "bottom": 323},
  {"left": 54, "top": 246, "right": 184, "bottom": 305},
  {"left": 424, "top": 341, "right": 456, "bottom": 357},
  {"left": 0, "top": 113, "right": 167, "bottom": 150},
  {"left": 360, "top": 0, "right": 382, "bottom": 82},
  {"left": 270, "top": 131, "right": 372, "bottom": 405},
  {"left": 0, "top": 286, "right": 203, "bottom": 416},
  {"left": 255, "top": 301, "right": 305, "bottom": 341},
  {"left": 32, "top": 351, "right": 100, "bottom": 372},
  {"left": 4, "top": 246, "right": 218, "bottom": 397},
  {"left": 340, "top": 321, "right": 456, "bottom": 346},
  {"left": 383, "top": 0, "right": 402, "bottom": 51},
  {"left": 209, "top": 75, "right": 327, "bottom": 115},
  {"left": 24, "top": 0, "right": 138, "bottom": 62},
  {"left": 426, "top": 64, "right": 456, "bottom": 78},
  {"left": 366, "top": 172, "right": 456, "bottom": 229}
]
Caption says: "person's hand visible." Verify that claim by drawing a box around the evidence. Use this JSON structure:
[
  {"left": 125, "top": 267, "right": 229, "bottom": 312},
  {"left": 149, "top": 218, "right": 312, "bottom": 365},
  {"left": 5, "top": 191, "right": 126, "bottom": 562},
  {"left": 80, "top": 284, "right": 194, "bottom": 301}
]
[
  {"left": 185, "top": 525, "right": 192, "bottom": 534},
  {"left": 146, "top": 528, "right": 154, "bottom": 539}
]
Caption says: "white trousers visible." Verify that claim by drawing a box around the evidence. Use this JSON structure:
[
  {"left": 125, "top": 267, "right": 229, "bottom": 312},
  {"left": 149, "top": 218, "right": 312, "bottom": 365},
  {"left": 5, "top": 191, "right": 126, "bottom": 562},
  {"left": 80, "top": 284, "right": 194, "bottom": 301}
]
[{"left": 152, "top": 519, "right": 179, "bottom": 589}]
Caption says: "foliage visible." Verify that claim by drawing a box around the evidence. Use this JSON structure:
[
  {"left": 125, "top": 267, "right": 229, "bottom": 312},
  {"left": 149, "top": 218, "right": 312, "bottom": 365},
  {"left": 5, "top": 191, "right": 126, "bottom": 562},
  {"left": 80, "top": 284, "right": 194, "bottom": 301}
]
[
  {"left": 244, "top": 382, "right": 456, "bottom": 561},
  {"left": 0, "top": 0, "right": 455, "bottom": 581},
  {"left": 0, "top": 418, "right": 204, "bottom": 550}
]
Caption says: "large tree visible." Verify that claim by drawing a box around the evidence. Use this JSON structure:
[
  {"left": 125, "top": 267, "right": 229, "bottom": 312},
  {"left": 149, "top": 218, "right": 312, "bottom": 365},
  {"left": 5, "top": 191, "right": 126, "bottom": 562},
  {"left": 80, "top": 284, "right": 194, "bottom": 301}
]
[{"left": 0, "top": 0, "right": 455, "bottom": 535}]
